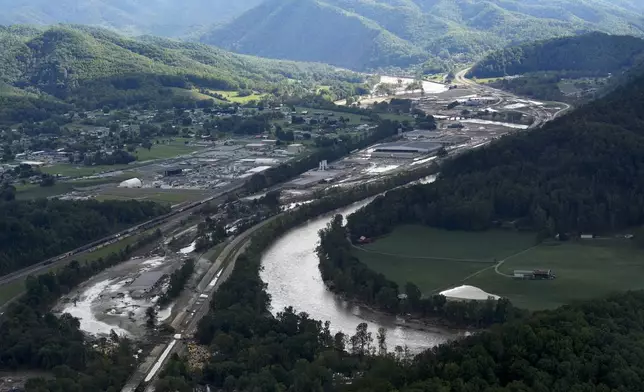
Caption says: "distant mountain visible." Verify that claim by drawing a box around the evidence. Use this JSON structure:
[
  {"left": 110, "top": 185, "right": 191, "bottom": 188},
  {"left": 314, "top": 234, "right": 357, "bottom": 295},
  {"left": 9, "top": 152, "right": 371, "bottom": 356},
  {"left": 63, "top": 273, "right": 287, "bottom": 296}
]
[
  {"left": 0, "top": 0, "right": 263, "bottom": 37},
  {"left": 468, "top": 32, "right": 644, "bottom": 78},
  {"left": 201, "top": 0, "right": 427, "bottom": 70},
  {"left": 0, "top": 25, "right": 363, "bottom": 116},
  {"left": 201, "top": 0, "right": 644, "bottom": 71}
]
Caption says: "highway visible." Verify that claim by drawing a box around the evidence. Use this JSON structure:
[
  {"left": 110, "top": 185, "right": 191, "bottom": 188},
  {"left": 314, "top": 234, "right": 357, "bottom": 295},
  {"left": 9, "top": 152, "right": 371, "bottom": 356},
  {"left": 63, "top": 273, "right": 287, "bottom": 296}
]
[
  {"left": 454, "top": 68, "right": 571, "bottom": 128},
  {"left": 0, "top": 181, "right": 246, "bottom": 309},
  {"left": 121, "top": 213, "right": 280, "bottom": 392}
]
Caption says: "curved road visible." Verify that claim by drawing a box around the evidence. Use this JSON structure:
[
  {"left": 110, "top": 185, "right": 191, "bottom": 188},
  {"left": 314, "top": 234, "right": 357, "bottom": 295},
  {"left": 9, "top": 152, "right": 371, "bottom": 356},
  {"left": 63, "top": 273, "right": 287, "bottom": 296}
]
[{"left": 454, "top": 68, "right": 571, "bottom": 128}]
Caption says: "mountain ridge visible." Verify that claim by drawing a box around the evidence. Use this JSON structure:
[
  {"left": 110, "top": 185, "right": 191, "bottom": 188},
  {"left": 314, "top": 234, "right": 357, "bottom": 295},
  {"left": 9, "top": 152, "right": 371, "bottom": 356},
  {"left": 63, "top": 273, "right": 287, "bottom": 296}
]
[
  {"left": 0, "top": 24, "right": 365, "bottom": 120},
  {"left": 468, "top": 32, "right": 644, "bottom": 78},
  {"left": 202, "top": 0, "right": 644, "bottom": 71}
]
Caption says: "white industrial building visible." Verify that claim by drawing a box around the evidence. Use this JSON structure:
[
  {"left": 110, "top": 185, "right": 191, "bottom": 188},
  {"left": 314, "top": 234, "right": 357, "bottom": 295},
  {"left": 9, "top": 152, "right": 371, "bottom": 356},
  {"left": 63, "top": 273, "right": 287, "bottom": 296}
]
[{"left": 118, "top": 178, "right": 143, "bottom": 188}]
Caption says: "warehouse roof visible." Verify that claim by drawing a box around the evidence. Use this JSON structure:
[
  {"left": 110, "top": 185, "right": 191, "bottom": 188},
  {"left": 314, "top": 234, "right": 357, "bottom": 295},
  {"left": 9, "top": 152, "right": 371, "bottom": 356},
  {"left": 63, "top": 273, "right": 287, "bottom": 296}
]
[{"left": 373, "top": 141, "right": 443, "bottom": 153}]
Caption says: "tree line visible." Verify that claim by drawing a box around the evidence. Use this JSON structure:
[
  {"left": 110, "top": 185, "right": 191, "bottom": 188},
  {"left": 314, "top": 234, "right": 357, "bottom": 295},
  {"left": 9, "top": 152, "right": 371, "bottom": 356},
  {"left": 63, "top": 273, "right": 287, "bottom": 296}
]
[
  {"left": 318, "top": 214, "right": 520, "bottom": 328},
  {"left": 1, "top": 229, "right": 162, "bottom": 392},
  {"left": 152, "top": 159, "right": 439, "bottom": 391},
  {"left": 157, "top": 259, "right": 195, "bottom": 308},
  {"left": 0, "top": 198, "right": 169, "bottom": 276},
  {"left": 468, "top": 32, "right": 644, "bottom": 78}
]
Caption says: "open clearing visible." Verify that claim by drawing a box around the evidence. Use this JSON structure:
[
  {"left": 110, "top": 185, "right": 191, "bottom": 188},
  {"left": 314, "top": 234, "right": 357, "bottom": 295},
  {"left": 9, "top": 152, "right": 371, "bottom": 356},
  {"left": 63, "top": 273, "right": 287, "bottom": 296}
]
[
  {"left": 355, "top": 225, "right": 644, "bottom": 310},
  {"left": 15, "top": 174, "right": 136, "bottom": 199},
  {"left": 209, "top": 90, "right": 266, "bottom": 103},
  {"left": 41, "top": 139, "right": 201, "bottom": 179},
  {"left": 42, "top": 164, "right": 133, "bottom": 178},
  {"left": 133, "top": 140, "right": 201, "bottom": 161},
  {"left": 95, "top": 187, "right": 206, "bottom": 205},
  {"left": 468, "top": 239, "right": 644, "bottom": 310},
  {"left": 356, "top": 225, "right": 535, "bottom": 296}
]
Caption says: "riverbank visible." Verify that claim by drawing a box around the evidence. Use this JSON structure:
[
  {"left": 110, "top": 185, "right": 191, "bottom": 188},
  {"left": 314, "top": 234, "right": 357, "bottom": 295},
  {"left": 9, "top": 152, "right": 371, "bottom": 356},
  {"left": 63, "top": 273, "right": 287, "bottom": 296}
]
[{"left": 325, "top": 285, "right": 471, "bottom": 335}]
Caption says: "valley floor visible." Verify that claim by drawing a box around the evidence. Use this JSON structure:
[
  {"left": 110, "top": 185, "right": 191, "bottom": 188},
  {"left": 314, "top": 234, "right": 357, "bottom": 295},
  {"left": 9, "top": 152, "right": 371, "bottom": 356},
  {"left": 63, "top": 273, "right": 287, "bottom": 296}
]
[{"left": 356, "top": 225, "right": 644, "bottom": 310}]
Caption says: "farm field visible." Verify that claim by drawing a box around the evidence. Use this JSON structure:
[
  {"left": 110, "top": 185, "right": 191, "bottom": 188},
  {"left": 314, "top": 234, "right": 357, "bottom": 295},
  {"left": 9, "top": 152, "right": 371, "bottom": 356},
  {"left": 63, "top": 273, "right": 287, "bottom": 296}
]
[
  {"left": 355, "top": 225, "right": 644, "bottom": 310},
  {"left": 356, "top": 225, "right": 535, "bottom": 295},
  {"left": 469, "top": 239, "right": 644, "bottom": 310}
]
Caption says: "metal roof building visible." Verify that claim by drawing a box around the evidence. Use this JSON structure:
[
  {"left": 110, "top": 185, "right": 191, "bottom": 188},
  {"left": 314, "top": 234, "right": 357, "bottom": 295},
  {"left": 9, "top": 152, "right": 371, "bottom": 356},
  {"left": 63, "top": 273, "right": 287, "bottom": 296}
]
[{"left": 371, "top": 141, "right": 443, "bottom": 157}]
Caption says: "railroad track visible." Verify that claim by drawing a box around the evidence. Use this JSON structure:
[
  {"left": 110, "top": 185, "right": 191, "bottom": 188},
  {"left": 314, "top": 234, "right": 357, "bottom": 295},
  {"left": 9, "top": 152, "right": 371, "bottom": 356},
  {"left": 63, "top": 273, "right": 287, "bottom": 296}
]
[{"left": 0, "top": 182, "right": 245, "bottom": 309}]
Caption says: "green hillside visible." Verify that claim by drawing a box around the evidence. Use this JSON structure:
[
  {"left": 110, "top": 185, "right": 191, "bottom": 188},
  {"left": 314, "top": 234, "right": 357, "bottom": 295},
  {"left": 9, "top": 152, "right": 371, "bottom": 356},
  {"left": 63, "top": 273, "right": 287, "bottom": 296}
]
[
  {"left": 201, "top": 0, "right": 427, "bottom": 70},
  {"left": 0, "top": 0, "right": 263, "bottom": 37},
  {"left": 0, "top": 25, "right": 365, "bottom": 114},
  {"left": 202, "top": 0, "right": 644, "bottom": 71},
  {"left": 469, "top": 32, "right": 644, "bottom": 78}
]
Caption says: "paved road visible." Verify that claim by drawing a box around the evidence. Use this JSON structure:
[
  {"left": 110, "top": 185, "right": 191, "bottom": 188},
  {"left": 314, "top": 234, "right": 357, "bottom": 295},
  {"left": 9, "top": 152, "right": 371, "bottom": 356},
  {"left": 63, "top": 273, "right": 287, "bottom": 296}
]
[
  {"left": 122, "top": 214, "right": 280, "bottom": 392},
  {"left": 0, "top": 182, "right": 245, "bottom": 311},
  {"left": 454, "top": 68, "right": 571, "bottom": 128}
]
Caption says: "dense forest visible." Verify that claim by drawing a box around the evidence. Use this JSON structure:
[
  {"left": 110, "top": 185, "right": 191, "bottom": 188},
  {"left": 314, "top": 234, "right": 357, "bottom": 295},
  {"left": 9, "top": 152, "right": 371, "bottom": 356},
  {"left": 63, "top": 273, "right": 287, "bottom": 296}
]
[
  {"left": 469, "top": 32, "right": 644, "bottom": 78},
  {"left": 0, "top": 198, "right": 169, "bottom": 275},
  {"left": 318, "top": 214, "right": 521, "bottom": 327},
  {"left": 347, "top": 68, "right": 644, "bottom": 241},
  {"left": 348, "top": 290, "right": 644, "bottom": 392}
]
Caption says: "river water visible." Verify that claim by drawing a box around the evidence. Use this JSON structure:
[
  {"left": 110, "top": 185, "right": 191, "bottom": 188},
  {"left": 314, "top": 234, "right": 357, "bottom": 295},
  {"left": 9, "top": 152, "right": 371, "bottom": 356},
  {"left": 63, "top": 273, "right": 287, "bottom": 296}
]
[{"left": 260, "top": 197, "right": 463, "bottom": 353}]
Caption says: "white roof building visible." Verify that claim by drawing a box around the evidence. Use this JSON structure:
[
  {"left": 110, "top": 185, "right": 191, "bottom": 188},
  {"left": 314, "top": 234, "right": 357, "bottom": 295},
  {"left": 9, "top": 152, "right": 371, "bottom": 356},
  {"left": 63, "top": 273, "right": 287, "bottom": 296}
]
[
  {"left": 118, "top": 178, "right": 142, "bottom": 188},
  {"left": 439, "top": 285, "right": 500, "bottom": 301}
]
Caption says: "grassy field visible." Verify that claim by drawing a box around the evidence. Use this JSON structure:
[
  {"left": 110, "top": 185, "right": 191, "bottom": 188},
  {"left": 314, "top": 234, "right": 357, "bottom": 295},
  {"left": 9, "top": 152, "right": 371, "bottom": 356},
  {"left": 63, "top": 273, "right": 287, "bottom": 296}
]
[
  {"left": 209, "top": 90, "right": 266, "bottom": 103},
  {"left": 134, "top": 140, "right": 201, "bottom": 161},
  {"left": 41, "top": 164, "right": 132, "bottom": 177},
  {"left": 15, "top": 174, "right": 136, "bottom": 200},
  {"left": 379, "top": 113, "right": 414, "bottom": 122},
  {"left": 468, "top": 239, "right": 644, "bottom": 310},
  {"left": 355, "top": 225, "right": 644, "bottom": 310},
  {"left": 357, "top": 226, "right": 535, "bottom": 296},
  {"left": 95, "top": 187, "right": 206, "bottom": 205}
]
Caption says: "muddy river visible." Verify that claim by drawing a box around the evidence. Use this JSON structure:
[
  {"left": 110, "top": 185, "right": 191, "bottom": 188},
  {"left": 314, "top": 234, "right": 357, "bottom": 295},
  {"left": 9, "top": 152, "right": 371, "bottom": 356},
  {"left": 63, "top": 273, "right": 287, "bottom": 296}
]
[{"left": 260, "top": 197, "right": 463, "bottom": 352}]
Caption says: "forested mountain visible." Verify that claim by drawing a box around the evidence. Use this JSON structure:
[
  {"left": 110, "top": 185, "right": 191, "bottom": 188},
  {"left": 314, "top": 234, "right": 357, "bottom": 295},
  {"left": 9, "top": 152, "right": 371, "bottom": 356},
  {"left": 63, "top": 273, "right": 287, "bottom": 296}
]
[
  {"left": 202, "top": 0, "right": 644, "bottom": 70},
  {"left": 469, "top": 32, "right": 644, "bottom": 78},
  {"left": 0, "top": 25, "right": 364, "bottom": 114},
  {"left": 0, "top": 0, "right": 263, "bottom": 37},
  {"left": 348, "top": 67, "right": 644, "bottom": 239}
]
